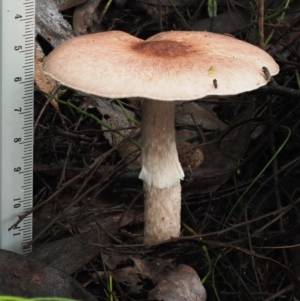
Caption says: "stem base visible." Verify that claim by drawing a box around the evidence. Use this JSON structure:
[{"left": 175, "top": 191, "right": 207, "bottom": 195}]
[{"left": 144, "top": 182, "right": 181, "bottom": 244}]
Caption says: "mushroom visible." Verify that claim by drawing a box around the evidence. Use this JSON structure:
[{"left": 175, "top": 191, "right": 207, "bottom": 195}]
[{"left": 43, "top": 30, "right": 279, "bottom": 244}]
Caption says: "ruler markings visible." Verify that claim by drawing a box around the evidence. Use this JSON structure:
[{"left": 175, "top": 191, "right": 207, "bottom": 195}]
[
  {"left": 22, "top": 140, "right": 32, "bottom": 143},
  {"left": 23, "top": 167, "right": 33, "bottom": 170},
  {"left": 0, "top": 0, "right": 34, "bottom": 255},
  {"left": 22, "top": 167, "right": 32, "bottom": 171}
]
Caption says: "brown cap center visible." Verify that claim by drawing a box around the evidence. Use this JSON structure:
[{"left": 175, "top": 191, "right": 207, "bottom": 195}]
[{"left": 132, "top": 40, "right": 192, "bottom": 57}]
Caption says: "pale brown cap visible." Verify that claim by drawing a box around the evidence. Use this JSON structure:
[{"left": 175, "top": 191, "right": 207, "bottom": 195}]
[{"left": 43, "top": 30, "right": 279, "bottom": 100}]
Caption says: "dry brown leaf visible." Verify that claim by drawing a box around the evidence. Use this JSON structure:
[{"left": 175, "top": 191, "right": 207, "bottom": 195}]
[
  {"left": 54, "top": 0, "right": 87, "bottom": 11},
  {"left": 36, "top": 0, "right": 74, "bottom": 47},
  {"left": 104, "top": 253, "right": 174, "bottom": 294},
  {"left": 35, "top": 43, "right": 61, "bottom": 114},
  {"left": 35, "top": 43, "right": 57, "bottom": 94},
  {"left": 73, "top": 0, "right": 104, "bottom": 35},
  {"left": 148, "top": 264, "right": 207, "bottom": 301},
  {"left": 0, "top": 249, "right": 97, "bottom": 300},
  {"left": 94, "top": 97, "right": 140, "bottom": 162},
  {"left": 176, "top": 102, "right": 227, "bottom": 131}
]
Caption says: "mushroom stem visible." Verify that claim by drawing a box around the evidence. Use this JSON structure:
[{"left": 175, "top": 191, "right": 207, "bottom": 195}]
[
  {"left": 139, "top": 99, "right": 184, "bottom": 243},
  {"left": 143, "top": 182, "right": 181, "bottom": 244}
]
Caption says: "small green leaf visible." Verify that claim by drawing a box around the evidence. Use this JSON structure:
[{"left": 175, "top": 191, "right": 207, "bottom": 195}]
[{"left": 207, "top": 0, "right": 217, "bottom": 17}]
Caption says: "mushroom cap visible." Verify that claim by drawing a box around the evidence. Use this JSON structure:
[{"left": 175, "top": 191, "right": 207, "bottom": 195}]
[{"left": 43, "top": 30, "right": 279, "bottom": 101}]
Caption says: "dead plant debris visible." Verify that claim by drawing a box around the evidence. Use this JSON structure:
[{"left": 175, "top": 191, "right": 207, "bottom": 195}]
[{"left": 6, "top": 0, "right": 300, "bottom": 300}]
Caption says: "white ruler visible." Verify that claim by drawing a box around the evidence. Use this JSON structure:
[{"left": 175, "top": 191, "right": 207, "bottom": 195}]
[{"left": 0, "top": 0, "right": 35, "bottom": 255}]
